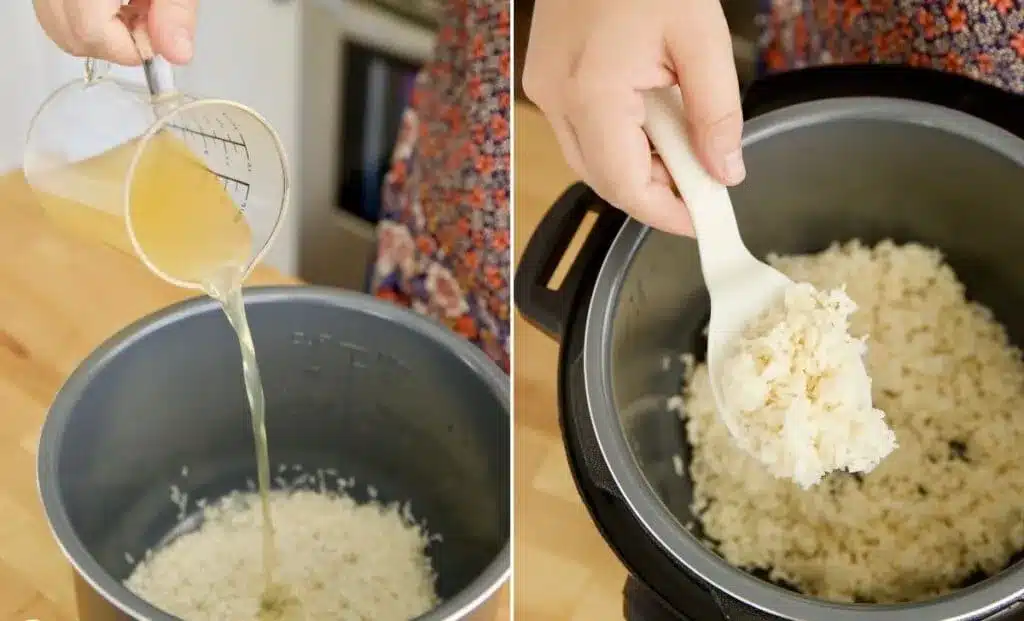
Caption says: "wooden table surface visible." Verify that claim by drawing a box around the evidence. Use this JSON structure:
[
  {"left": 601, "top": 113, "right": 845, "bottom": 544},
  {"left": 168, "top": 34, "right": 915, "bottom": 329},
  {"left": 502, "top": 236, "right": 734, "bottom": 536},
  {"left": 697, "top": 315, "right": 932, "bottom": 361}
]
[
  {"left": 0, "top": 171, "right": 508, "bottom": 621},
  {"left": 513, "top": 103, "right": 628, "bottom": 620}
]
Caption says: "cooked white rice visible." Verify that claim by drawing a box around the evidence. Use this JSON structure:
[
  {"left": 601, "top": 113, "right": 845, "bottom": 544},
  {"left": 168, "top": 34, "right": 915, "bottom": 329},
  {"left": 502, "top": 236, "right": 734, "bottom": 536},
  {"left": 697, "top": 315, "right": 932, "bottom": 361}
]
[
  {"left": 125, "top": 476, "right": 440, "bottom": 621},
  {"left": 719, "top": 281, "right": 897, "bottom": 489},
  {"left": 679, "top": 240, "right": 1024, "bottom": 603}
]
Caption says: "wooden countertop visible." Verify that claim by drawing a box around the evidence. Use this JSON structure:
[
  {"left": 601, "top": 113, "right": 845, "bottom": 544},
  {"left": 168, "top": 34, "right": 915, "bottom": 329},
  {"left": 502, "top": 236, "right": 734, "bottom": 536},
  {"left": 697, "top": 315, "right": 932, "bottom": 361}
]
[
  {"left": 513, "top": 103, "right": 628, "bottom": 620},
  {"left": 0, "top": 171, "right": 508, "bottom": 620}
]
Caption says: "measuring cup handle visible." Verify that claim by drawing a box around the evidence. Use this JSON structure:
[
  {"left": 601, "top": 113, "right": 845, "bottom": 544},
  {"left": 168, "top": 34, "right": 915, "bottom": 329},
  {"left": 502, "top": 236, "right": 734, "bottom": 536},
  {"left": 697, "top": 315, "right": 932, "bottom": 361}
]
[
  {"left": 143, "top": 57, "right": 177, "bottom": 95},
  {"left": 83, "top": 4, "right": 177, "bottom": 96},
  {"left": 84, "top": 59, "right": 112, "bottom": 84}
]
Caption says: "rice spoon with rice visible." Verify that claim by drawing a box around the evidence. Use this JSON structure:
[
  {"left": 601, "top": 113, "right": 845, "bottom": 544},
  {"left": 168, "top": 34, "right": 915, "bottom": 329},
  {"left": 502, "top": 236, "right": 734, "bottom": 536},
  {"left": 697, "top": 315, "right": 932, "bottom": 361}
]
[
  {"left": 717, "top": 280, "right": 898, "bottom": 488},
  {"left": 640, "top": 86, "right": 896, "bottom": 488}
]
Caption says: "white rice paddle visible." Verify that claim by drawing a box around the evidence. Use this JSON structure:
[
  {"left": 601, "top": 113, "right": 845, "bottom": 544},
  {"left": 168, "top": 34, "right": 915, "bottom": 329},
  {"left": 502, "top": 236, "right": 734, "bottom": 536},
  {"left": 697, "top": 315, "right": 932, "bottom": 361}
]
[{"left": 641, "top": 87, "right": 793, "bottom": 440}]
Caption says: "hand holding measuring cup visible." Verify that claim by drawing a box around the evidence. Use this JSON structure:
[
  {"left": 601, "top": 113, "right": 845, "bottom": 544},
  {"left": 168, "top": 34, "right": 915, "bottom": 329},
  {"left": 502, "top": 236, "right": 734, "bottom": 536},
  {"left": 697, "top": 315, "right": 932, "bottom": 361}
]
[
  {"left": 33, "top": 0, "right": 197, "bottom": 65},
  {"left": 24, "top": 15, "right": 289, "bottom": 293}
]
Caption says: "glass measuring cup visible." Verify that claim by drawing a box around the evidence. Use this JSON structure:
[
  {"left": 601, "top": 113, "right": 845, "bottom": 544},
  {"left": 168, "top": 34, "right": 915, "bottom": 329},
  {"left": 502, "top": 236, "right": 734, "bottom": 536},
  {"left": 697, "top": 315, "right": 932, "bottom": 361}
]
[{"left": 23, "top": 58, "right": 290, "bottom": 291}]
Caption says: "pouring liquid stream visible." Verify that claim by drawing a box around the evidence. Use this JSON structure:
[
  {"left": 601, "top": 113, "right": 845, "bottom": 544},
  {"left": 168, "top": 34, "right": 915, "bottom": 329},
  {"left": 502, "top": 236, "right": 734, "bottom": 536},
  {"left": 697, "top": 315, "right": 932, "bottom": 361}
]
[
  {"left": 32, "top": 132, "right": 299, "bottom": 618},
  {"left": 205, "top": 269, "right": 299, "bottom": 619},
  {"left": 204, "top": 268, "right": 276, "bottom": 580}
]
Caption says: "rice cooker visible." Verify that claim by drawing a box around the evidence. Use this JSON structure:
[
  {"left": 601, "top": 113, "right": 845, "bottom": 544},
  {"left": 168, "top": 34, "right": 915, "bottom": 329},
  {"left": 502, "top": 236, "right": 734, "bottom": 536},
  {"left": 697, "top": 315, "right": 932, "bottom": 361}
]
[{"left": 515, "top": 64, "right": 1024, "bottom": 621}]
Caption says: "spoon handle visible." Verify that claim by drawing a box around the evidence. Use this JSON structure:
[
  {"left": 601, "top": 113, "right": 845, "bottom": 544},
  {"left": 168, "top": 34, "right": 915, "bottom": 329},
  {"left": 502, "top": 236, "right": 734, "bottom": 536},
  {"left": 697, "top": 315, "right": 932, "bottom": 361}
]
[{"left": 642, "top": 87, "right": 750, "bottom": 282}]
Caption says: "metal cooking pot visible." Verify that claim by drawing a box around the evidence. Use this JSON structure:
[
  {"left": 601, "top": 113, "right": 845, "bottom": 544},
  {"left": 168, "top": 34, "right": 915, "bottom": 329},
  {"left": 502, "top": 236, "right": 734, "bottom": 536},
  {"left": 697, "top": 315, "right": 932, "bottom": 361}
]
[
  {"left": 516, "top": 65, "right": 1024, "bottom": 621},
  {"left": 38, "top": 287, "right": 510, "bottom": 621}
]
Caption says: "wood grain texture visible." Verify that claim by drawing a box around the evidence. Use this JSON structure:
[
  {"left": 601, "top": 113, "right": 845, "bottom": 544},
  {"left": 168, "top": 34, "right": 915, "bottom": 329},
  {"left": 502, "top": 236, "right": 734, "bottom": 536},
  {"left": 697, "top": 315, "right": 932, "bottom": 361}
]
[
  {"left": 513, "top": 103, "right": 628, "bottom": 621},
  {"left": 0, "top": 171, "right": 508, "bottom": 621}
]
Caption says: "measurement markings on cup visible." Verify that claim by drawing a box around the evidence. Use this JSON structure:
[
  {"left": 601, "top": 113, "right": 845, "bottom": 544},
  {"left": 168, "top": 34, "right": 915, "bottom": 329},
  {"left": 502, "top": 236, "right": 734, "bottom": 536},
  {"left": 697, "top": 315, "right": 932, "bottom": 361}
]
[
  {"left": 204, "top": 167, "right": 252, "bottom": 212},
  {"left": 167, "top": 122, "right": 250, "bottom": 158},
  {"left": 167, "top": 119, "right": 253, "bottom": 212}
]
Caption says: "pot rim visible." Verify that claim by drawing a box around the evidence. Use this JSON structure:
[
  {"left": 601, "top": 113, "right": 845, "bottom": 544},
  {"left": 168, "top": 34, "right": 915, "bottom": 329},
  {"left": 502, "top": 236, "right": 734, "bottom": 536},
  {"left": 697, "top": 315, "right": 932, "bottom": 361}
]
[
  {"left": 583, "top": 97, "right": 1024, "bottom": 620},
  {"left": 37, "top": 285, "right": 510, "bottom": 621}
]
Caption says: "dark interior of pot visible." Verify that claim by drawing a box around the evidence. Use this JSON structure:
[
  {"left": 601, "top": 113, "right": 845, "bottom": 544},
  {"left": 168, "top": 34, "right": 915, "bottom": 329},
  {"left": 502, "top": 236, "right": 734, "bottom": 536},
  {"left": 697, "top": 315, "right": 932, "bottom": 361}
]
[
  {"left": 609, "top": 112, "right": 1024, "bottom": 600},
  {"left": 50, "top": 293, "right": 509, "bottom": 608}
]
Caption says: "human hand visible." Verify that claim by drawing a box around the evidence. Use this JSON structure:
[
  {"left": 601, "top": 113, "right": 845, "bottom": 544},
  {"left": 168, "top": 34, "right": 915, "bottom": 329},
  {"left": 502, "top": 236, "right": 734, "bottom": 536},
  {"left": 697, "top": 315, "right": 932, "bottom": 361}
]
[
  {"left": 522, "top": 0, "right": 744, "bottom": 236},
  {"left": 34, "top": 0, "right": 198, "bottom": 66}
]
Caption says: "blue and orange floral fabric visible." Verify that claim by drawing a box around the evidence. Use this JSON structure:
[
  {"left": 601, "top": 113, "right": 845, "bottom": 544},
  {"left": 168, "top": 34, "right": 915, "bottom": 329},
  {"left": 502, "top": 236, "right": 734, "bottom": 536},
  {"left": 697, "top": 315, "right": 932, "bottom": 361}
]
[
  {"left": 372, "top": 0, "right": 511, "bottom": 373},
  {"left": 760, "top": 0, "right": 1024, "bottom": 93}
]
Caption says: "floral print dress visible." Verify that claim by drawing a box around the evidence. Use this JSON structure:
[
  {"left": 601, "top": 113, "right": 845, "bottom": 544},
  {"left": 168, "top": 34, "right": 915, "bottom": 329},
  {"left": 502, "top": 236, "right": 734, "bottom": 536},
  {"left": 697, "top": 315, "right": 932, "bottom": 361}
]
[
  {"left": 761, "top": 0, "right": 1024, "bottom": 93},
  {"left": 371, "top": 0, "right": 511, "bottom": 373}
]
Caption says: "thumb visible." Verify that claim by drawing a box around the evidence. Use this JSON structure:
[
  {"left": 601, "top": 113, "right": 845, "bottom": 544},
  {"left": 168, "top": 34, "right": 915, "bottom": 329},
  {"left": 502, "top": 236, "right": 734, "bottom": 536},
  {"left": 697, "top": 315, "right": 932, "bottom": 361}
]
[
  {"left": 147, "top": 0, "right": 197, "bottom": 64},
  {"left": 664, "top": 0, "right": 745, "bottom": 185}
]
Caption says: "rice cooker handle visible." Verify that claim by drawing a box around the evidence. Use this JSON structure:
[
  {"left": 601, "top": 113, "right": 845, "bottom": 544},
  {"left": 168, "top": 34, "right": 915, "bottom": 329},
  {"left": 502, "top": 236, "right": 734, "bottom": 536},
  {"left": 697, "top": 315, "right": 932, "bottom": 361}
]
[
  {"left": 741, "top": 65, "right": 1024, "bottom": 140},
  {"left": 515, "top": 183, "right": 627, "bottom": 342}
]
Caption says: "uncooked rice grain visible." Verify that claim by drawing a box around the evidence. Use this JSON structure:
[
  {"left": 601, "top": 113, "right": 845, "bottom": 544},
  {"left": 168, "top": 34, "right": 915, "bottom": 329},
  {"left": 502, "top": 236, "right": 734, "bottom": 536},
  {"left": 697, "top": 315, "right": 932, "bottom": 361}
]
[
  {"left": 680, "top": 240, "right": 1024, "bottom": 603},
  {"left": 126, "top": 481, "right": 439, "bottom": 621}
]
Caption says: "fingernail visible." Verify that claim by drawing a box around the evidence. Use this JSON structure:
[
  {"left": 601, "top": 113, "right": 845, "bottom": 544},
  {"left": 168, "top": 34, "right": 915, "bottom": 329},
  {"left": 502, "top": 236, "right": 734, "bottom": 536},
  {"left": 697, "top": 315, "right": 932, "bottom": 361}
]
[
  {"left": 722, "top": 149, "right": 746, "bottom": 185},
  {"left": 172, "top": 30, "right": 193, "bottom": 61}
]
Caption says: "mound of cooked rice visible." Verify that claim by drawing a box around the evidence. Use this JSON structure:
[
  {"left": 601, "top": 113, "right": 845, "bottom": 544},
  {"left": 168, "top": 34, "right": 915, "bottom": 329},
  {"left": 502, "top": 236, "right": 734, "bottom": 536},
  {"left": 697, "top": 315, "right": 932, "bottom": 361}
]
[
  {"left": 677, "top": 240, "right": 1024, "bottom": 603},
  {"left": 125, "top": 474, "right": 439, "bottom": 621},
  {"left": 719, "top": 281, "right": 897, "bottom": 488}
]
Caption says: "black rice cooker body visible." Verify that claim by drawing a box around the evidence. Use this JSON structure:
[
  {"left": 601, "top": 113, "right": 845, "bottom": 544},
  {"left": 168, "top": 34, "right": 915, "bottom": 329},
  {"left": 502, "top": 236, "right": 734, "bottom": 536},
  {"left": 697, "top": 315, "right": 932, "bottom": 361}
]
[{"left": 515, "top": 64, "right": 1024, "bottom": 621}]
